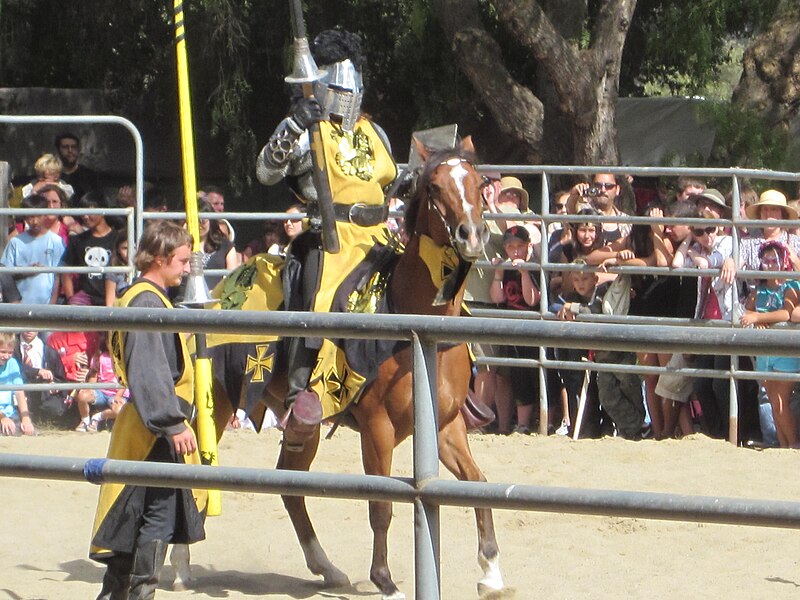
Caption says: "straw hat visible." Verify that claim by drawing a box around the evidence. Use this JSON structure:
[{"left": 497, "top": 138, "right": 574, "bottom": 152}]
[
  {"left": 745, "top": 189, "right": 798, "bottom": 220},
  {"left": 498, "top": 176, "right": 530, "bottom": 212}
]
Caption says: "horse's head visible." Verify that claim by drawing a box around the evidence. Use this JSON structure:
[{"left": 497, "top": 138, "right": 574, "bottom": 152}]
[{"left": 406, "top": 136, "right": 488, "bottom": 261}]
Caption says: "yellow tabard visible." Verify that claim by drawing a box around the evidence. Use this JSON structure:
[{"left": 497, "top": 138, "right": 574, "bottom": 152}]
[
  {"left": 90, "top": 281, "right": 206, "bottom": 558},
  {"left": 319, "top": 118, "right": 397, "bottom": 206}
]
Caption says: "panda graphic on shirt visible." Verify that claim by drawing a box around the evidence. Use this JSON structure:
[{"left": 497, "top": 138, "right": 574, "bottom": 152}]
[{"left": 85, "top": 246, "right": 111, "bottom": 280}]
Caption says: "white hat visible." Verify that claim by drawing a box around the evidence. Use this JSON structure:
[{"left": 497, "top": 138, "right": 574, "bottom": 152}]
[{"left": 745, "top": 189, "right": 798, "bottom": 220}]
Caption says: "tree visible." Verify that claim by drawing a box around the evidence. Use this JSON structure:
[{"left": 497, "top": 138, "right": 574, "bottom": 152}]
[
  {"left": 711, "top": 0, "right": 800, "bottom": 170},
  {"left": 432, "top": 0, "right": 637, "bottom": 166}
]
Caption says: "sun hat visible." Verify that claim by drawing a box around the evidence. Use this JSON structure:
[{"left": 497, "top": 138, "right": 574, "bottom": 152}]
[
  {"left": 745, "top": 189, "right": 798, "bottom": 220},
  {"left": 498, "top": 176, "right": 530, "bottom": 212},
  {"left": 695, "top": 188, "right": 731, "bottom": 216},
  {"left": 502, "top": 225, "right": 530, "bottom": 245}
]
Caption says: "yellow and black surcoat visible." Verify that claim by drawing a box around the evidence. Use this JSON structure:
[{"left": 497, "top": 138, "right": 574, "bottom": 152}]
[
  {"left": 307, "top": 118, "right": 397, "bottom": 313},
  {"left": 89, "top": 280, "right": 207, "bottom": 561}
]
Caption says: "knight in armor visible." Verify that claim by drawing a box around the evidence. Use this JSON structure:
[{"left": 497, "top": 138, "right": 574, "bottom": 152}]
[{"left": 256, "top": 29, "right": 397, "bottom": 447}]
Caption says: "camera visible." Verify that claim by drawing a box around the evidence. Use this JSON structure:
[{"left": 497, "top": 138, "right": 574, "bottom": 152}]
[{"left": 582, "top": 186, "right": 599, "bottom": 197}]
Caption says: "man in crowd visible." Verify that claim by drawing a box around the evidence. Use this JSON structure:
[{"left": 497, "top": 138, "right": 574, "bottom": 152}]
[
  {"left": 566, "top": 173, "right": 631, "bottom": 245},
  {"left": 55, "top": 132, "right": 100, "bottom": 201}
]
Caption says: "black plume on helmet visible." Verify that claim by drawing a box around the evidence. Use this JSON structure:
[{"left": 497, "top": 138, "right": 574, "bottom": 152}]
[{"left": 312, "top": 29, "right": 364, "bottom": 70}]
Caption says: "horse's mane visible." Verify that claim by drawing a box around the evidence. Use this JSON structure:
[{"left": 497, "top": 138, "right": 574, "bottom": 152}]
[{"left": 403, "top": 145, "right": 478, "bottom": 236}]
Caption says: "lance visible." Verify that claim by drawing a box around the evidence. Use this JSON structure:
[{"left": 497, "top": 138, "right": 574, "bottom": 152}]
[
  {"left": 285, "top": 0, "right": 340, "bottom": 253},
  {"left": 172, "top": 0, "right": 221, "bottom": 516}
]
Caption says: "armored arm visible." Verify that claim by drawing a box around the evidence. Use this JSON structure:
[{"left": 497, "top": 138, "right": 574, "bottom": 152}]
[
  {"left": 256, "top": 97, "right": 322, "bottom": 186},
  {"left": 256, "top": 117, "right": 306, "bottom": 185}
]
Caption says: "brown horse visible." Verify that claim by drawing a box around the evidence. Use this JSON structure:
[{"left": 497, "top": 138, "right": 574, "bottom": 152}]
[{"left": 179, "top": 135, "right": 504, "bottom": 599}]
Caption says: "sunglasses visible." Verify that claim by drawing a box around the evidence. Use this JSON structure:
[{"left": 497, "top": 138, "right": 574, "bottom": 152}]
[
  {"left": 593, "top": 182, "right": 617, "bottom": 190},
  {"left": 692, "top": 226, "right": 717, "bottom": 236}
]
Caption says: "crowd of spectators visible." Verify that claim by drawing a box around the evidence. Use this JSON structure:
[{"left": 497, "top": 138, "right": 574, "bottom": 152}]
[
  {"left": 4, "top": 131, "right": 800, "bottom": 449},
  {"left": 466, "top": 171, "right": 800, "bottom": 448}
]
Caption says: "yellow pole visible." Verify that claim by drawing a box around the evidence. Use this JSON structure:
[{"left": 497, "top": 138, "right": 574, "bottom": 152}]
[{"left": 173, "top": 0, "right": 221, "bottom": 516}]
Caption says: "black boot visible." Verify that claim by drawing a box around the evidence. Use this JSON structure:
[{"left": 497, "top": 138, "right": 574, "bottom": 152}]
[
  {"left": 129, "top": 539, "right": 168, "bottom": 600},
  {"left": 96, "top": 553, "right": 133, "bottom": 600}
]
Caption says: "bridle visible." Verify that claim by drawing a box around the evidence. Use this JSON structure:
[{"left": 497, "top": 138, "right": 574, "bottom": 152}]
[{"left": 423, "top": 156, "right": 487, "bottom": 254}]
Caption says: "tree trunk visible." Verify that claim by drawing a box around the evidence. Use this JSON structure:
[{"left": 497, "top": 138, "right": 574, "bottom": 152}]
[
  {"left": 721, "top": 1, "right": 800, "bottom": 167},
  {"left": 433, "top": 0, "right": 636, "bottom": 166},
  {"left": 432, "top": 0, "right": 545, "bottom": 164}
]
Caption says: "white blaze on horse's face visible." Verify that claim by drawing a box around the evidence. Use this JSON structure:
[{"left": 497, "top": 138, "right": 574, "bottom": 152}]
[{"left": 444, "top": 157, "right": 485, "bottom": 260}]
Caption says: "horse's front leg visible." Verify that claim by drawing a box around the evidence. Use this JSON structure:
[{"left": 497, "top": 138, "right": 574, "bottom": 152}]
[
  {"left": 438, "top": 417, "right": 505, "bottom": 598},
  {"left": 169, "top": 543, "right": 192, "bottom": 591},
  {"left": 360, "top": 417, "right": 405, "bottom": 600},
  {"left": 277, "top": 426, "right": 350, "bottom": 588}
]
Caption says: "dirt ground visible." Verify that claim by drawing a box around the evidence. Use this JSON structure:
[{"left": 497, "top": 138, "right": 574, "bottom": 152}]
[{"left": 2, "top": 426, "right": 800, "bottom": 599}]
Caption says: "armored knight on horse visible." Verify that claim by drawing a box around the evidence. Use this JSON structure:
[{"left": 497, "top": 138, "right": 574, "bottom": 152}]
[{"left": 256, "top": 28, "right": 398, "bottom": 449}]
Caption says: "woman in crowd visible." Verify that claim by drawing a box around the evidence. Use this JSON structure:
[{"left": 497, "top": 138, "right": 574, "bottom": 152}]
[{"left": 194, "top": 198, "right": 240, "bottom": 289}]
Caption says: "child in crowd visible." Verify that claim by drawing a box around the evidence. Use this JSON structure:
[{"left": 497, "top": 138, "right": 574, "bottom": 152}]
[
  {"left": 0, "top": 332, "right": 34, "bottom": 436},
  {"left": 61, "top": 191, "right": 117, "bottom": 306},
  {"left": 1, "top": 193, "right": 66, "bottom": 305},
  {"left": 104, "top": 232, "right": 131, "bottom": 306},
  {"left": 16, "top": 330, "right": 71, "bottom": 428},
  {"left": 489, "top": 225, "right": 540, "bottom": 434},
  {"left": 552, "top": 260, "right": 645, "bottom": 439},
  {"left": 74, "top": 333, "right": 128, "bottom": 432},
  {"left": 741, "top": 240, "right": 800, "bottom": 448},
  {"left": 18, "top": 153, "right": 75, "bottom": 203},
  {"left": 550, "top": 261, "right": 604, "bottom": 437}
]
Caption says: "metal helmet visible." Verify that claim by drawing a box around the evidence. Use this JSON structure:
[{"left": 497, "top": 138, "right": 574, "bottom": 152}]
[{"left": 313, "top": 58, "right": 363, "bottom": 131}]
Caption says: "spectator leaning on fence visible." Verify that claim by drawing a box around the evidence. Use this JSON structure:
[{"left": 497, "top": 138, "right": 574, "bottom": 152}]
[
  {"left": 672, "top": 202, "right": 735, "bottom": 439},
  {"left": 740, "top": 240, "right": 800, "bottom": 449},
  {"left": 566, "top": 173, "right": 631, "bottom": 245},
  {"left": 721, "top": 190, "right": 800, "bottom": 294}
]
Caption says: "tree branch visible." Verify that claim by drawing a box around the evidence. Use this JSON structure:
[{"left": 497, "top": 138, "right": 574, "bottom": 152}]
[{"left": 433, "top": 0, "right": 544, "bottom": 159}]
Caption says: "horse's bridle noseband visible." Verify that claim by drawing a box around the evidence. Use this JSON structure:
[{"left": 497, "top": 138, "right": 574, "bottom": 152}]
[{"left": 425, "top": 157, "right": 479, "bottom": 253}]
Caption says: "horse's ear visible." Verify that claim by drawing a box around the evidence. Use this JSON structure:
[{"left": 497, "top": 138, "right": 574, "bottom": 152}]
[
  {"left": 412, "top": 136, "right": 431, "bottom": 162},
  {"left": 460, "top": 135, "right": 475, "bottom": 155}
]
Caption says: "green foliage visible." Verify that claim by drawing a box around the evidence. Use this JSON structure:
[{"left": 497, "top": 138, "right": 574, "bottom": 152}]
[
  {"left": 621, "top": 0, "right": 781, "bottom": 97},
  {"left": 702, "top": 101, "right": 789, "bottom": 169}
]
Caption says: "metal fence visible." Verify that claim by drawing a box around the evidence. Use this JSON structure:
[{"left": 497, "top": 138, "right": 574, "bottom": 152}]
[
  {"left": 2, "top": 303, "right": 800, "bottom": 599},
  {"left": 4, "top": 133, "right": 800, "bottom": 440}
]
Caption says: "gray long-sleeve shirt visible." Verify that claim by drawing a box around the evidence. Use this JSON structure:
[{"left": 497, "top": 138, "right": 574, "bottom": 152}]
[{"left": 124, "top": 288, "right": 190, "bottom": 437}]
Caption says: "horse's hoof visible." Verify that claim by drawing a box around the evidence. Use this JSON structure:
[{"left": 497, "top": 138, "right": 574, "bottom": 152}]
[
  {"left": 381, "top": 591, "right": 406, "bottom": 600},
  {"left": 321, "top": 568, "right": 350, "bottom": 588},
  {"left": 172, "top": 576, "right": 192, "bottom": 592},
  {"left": 478, "top": 583, "right": 515, "bottom": 599}
]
